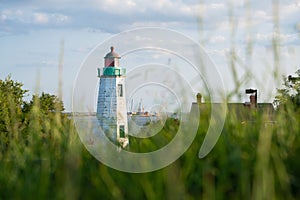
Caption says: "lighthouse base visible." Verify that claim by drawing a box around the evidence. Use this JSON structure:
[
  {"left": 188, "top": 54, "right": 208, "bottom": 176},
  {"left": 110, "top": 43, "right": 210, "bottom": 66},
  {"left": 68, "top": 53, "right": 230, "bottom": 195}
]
[{"left": 118, "top": 137, "right": 129, "bottom": 148}]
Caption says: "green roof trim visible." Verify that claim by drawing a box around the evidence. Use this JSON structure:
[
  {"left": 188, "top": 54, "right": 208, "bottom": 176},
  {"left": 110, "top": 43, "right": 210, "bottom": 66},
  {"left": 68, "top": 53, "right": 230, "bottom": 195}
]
[{"left": 103, "top": 67, "right": 126, "bottom": 76}]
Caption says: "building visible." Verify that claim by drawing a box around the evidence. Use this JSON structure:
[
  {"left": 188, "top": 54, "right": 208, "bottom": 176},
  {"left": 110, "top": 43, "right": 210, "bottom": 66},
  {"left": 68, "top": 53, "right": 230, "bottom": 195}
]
[
  {"left": 190, "top": 89, "right": 275, "bottom": 124},
  {"left": 96, "top": 46, "right": 129, "bottom": 148}
]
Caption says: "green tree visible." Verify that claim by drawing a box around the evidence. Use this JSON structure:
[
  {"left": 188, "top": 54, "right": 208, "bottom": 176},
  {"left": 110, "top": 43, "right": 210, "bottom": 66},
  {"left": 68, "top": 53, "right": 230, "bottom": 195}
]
[
  {"left": 274, "top": 69, "right": 300, "bottom": 112},
  {"left": 0, "top": 76, "right": 28, "bottom": 143},
  {"left": 0, "top": 75, "right": 28, "bottom": 107},
  {"left": 21, "top": 92, "right": 65, "bottom": 143},
  {"left": 0, "top": 76, "right": 65, "bottom": 151},
  {"left": 23, "top": 92, "right": 64, "bottom": 114}
]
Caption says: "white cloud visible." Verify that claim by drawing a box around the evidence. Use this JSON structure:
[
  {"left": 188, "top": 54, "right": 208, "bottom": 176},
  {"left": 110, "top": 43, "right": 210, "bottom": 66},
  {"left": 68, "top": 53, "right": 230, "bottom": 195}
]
[
  {"left": 190, "top": 3, "right": 226, "bottom": 18},
  {"left": 89, "top": 0, "right": 225, "bottom": 19},
  {"left": 255, "top": 32, "right": 298, "bottom": 44},
  {"left": 40, "top": 59, "right": 57, "bottom": 66},
  {"left": 0, "top": 1, "right": 242, "bottom": 34},
  {"left": 51, "top": 13, "right": 70, "bottom": 23},
  {"left": 206, "top": 48, "right": 230, "bottom": 56},
  {"left": 209, "top": 35, "right": 226, "bottom": 43},
  {"left": 34, "top": 13, "right": 49, "bottom": 24},
  {"left": 0, "top": 8, "right": 70, "bottom": 27},
  {"left": 252, "top": 10, "right": 272, "bottom": 23},
  {"left": 33, "top": 12, "right": 70, "bottom": 25},
  {"left": 1, "top": 9, "right": 25, "bottom": 22},
  {"left": 281, "top": 2, "right": 300, "bottom": 15},
  {"left": 279, "top": 2, "right": 300, "bottom": 30},
  {"left": 1, "top": 14, "right": 7, "bottom": 21},
  {"left": 123, "top": 21, "right": 182, "bottom": 30}
]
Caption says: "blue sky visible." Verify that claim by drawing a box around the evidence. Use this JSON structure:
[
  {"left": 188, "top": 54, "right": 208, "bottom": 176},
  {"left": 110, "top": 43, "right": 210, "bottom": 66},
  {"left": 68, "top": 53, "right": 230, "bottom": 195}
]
[{"left": 1, "top": 0, "right": 300, "bottom": 111}]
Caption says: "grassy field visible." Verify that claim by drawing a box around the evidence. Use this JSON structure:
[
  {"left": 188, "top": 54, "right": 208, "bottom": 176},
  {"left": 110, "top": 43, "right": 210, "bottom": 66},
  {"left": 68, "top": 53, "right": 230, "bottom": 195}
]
[{"left": 0, "top": 90, "right": 300, "bottom": 199}]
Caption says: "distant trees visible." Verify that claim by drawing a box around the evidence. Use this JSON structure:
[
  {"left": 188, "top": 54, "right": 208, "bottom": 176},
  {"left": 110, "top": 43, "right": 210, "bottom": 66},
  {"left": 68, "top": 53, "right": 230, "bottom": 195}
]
[
  {"left": 0, "top": 75, "right": 65, "bottom": 150},
  {"left": 0, "top": 75, "right": 28, "bottom": 108},
  {"left": 0, "top": 76, "right": 28, "bottom": 138},
  {"left": 274, "top": 69, "right": 300, "bottom": 112},
  {"left": 0, "top": 76, "right": 64, "bottom": 116},
  {"left": 23, "top": 92, "right": 64, "bottom": 114}
]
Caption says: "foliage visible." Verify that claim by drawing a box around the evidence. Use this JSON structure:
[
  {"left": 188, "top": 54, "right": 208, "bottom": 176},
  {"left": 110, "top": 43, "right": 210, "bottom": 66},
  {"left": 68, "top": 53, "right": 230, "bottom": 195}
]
[
  {"left": 23, "top": 92, "right": 64, "bottom": 114},
  {"left": 274, "top": 69, "right": 300, "bottom": 112},
  {"left": 0, "top": 76, "right": 64, "bottom": 152},
  {"left": 0, "top": 76, "right": 28, "bottom": 150},
  {"left": 0, "top": 75, "right": 28, "bottom": 106},
  {"left": 129, "top": 118, "right": 179, "bottom": 153}
]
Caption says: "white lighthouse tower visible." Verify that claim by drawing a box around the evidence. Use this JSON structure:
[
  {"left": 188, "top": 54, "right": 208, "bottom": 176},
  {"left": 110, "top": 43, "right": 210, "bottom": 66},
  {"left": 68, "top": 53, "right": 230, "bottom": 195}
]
[{"left": 97, "top": 46, "right": 129, "bottom": 148}]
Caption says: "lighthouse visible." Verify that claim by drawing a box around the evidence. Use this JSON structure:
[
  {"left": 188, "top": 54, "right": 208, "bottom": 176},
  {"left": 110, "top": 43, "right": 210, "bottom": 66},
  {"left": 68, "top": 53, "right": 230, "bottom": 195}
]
[{"left": 97, "top": 46, "right": 129, "bottom": 148}]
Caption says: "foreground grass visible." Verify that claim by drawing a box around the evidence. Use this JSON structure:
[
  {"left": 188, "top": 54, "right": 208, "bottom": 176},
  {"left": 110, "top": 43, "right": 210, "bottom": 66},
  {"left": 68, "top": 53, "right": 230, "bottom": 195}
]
[{"left": 0, "top": 103, "right": 300, "bottom": 200}]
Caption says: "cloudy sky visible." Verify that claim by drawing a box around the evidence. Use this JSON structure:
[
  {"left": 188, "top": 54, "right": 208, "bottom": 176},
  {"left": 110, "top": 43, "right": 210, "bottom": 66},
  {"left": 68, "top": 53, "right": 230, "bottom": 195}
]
[{"left": 1, "top": 0, "right": 300, "bottom": 111}]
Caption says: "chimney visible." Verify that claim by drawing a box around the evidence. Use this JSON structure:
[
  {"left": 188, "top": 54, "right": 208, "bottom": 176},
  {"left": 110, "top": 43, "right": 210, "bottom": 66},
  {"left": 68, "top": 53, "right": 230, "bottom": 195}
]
[
  {"left": 245, "top": 88, "right": 257, "bottom": 108},
  {"left": 250, "top": 95, "right": 256, "bottom": 108},
  {"left": 196, "top": 93, "right": 202, "bottom": 104}
]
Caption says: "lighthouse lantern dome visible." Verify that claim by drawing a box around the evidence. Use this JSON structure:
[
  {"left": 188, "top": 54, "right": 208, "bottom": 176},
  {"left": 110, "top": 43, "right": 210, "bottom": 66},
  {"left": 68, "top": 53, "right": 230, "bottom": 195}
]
[{"left": 104, "top": 46, "right": 120, "bottom": 67}]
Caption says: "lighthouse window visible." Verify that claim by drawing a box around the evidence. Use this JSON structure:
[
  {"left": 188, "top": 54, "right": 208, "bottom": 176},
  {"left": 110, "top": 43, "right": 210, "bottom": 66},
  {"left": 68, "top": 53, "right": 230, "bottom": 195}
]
[
  {"left": 117, "top": 84, "right": 123, "bottom": 97},
  {"left": 105, "top": 58, "right": 114, "bottom": 67},
  {"left": 119, "top": 125, "right": 125, "bottom": 138}
]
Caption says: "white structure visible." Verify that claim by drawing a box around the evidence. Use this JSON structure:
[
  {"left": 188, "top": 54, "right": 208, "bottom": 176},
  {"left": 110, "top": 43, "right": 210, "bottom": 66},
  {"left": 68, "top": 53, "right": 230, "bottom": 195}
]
[{"left": 97, "top": 46, "right": 129, "bottom": 148}]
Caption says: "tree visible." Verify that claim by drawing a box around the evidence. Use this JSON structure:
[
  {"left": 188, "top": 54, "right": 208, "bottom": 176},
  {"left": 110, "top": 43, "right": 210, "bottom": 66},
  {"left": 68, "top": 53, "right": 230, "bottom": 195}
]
[
  {"left": 23, "top": 92, "right": 64, "bottom": 114},
  {"left": 0, "top": 75, "right": 28, "bottom": 107},
  {"left": 0, "top": 76, "right": 28, "bottom": 125},
  {"left": 274, "top": 69, "right": 300, "bottom": 112},
  {"left": 0, "top": 76, "right": 28, "bottom": 148},
  {"left": 40, "top": 92, "right": 64, "bottom": 112}
]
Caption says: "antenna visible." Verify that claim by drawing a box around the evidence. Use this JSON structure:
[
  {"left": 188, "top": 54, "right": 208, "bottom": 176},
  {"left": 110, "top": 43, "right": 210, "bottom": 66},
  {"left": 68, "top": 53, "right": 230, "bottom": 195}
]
[
  {"left": 130, "top": 99, "right": 133, "bottom": 113},
  {"left": 137, "top": 98, "right": 142, "bottom": 114}
]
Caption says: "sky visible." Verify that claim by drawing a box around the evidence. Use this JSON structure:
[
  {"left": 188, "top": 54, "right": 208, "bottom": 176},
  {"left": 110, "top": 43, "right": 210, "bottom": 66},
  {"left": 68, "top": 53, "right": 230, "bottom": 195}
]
[{"left": 1, "top": 0, "right": 300, "bottom": 112}]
